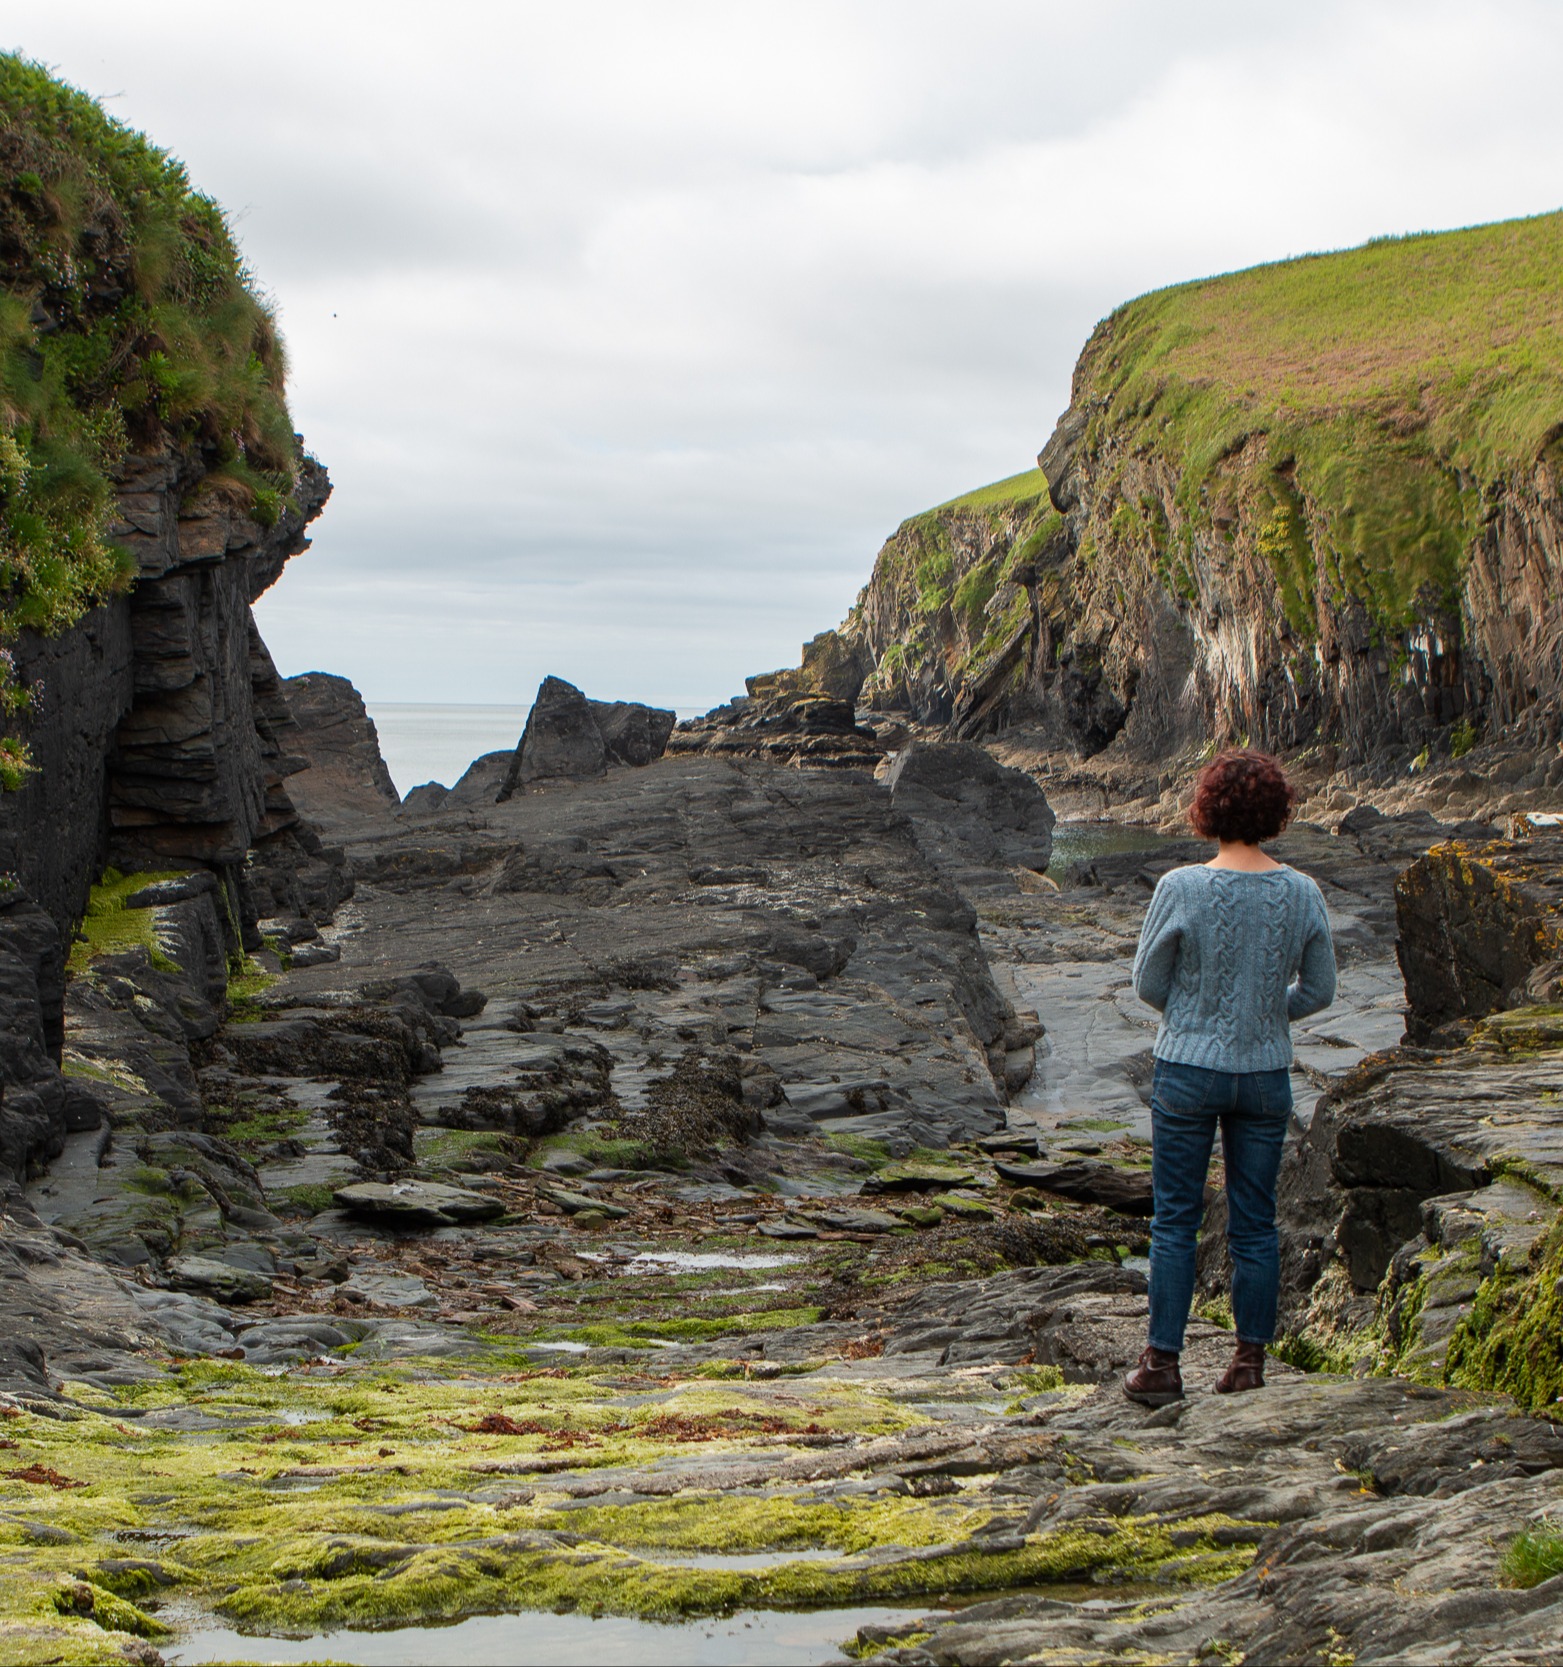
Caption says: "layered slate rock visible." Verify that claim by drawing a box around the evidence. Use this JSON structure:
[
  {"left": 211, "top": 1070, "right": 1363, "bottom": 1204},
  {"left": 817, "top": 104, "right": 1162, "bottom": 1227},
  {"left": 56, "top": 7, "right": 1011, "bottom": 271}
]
[
  {"left": 745, "top": 628, "right": 875, "bottom": 707},
  {"left": 669, "top": 694, "right": 884, "bottom": 769},
  {"left": 281, "top": 671, "right": 401, "bottom": 826}
]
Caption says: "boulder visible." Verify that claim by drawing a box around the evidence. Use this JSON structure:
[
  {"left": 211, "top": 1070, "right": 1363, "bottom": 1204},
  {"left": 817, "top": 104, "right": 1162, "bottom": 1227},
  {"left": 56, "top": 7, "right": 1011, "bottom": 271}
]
[
  {"left": 281, "top": 672, "right": 400, "bottom": 824},
  {"left": 888, "top": 742, "right": 1055, "bottom": 874},
  {"left": 333, "top": 1180, "right": 506, "bottom": 1227},
  {"left": 589, "top": 700, "right": 676, "bottom": 767},
  {"left": 498, "top": 677, "right": 606, "bottom": 798},
  {"left": 994, "top": 1157, "right": 1154, "bottom": 1216},
  {"left": 746, "top": 629, "right": 875, "bottom": 707},
  {"left": 1397, "top": 832, "right": 1563, "bottom": 1041},
  {"left": 444, "top": 753, "right": 513, "bottom": 808},
  {"left": 400, "top": 781, "right": 449, "bottom": 815}
]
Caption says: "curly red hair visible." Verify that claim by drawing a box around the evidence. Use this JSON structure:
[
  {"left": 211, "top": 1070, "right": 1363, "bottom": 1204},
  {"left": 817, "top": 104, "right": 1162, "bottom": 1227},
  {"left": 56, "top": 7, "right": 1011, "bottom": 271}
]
[{"left": 1189, "top": 749, "right": 1296, "bottom": 844}]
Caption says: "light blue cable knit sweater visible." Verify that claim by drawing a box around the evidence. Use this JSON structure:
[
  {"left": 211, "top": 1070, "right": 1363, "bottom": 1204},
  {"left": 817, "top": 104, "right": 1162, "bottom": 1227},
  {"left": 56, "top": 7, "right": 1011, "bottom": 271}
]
[{"left": 1132, "top": 864, "right": 1337, "bottom": 1072}]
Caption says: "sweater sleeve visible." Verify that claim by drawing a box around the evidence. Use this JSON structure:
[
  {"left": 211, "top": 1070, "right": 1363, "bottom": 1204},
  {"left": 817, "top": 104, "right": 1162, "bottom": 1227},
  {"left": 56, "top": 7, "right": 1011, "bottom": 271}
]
[
  {"left": 1286, "top": 881, "right": 1337, "bottom": 1021},
  {"left": 1133, "top": 874, "right": 1183, "bottom": 1013}
]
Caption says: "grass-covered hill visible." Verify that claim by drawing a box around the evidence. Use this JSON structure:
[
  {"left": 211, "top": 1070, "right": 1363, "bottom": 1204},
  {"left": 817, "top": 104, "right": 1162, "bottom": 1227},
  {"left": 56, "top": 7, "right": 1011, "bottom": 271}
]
[
  {"left": 1077, "top": 210, "right": 1563, "bottom": 634},
  {"left": 847, "top": 212, "right": 1563, "bottom": 765},
  {"left": 0, "top": 54, "right": 296, "bottom": 785}
]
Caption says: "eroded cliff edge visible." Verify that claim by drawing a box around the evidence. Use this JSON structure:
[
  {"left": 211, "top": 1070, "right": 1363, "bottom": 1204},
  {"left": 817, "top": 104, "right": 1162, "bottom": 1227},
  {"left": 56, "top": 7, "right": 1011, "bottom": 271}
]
[
  {"left": 815, "top": 214, "right": 1563, "bottom": 806},
  {"left": 0, "top": 56, "right": 340, "bottom": 1182}
]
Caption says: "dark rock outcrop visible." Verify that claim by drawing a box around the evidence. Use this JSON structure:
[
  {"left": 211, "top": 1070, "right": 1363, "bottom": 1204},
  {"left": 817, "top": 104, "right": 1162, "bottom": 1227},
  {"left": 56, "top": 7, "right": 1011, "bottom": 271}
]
[
  {"left": 0, "top": 445, "right": 335, "bottom": 1114},
  {"left": 496, "top": 678, "right": 675, "bottom": 800},
  {"left": 746, "top": 628, "right": 875, "bottom": 707},
  {"left": 589, "top": 699, "right": 676, "bottom": 767},
  {"left": 670, "top": 694, "right": 884, "bottom": 770},
  {"left": 0, "top": 891, "right": 67, "bottom": 1181},
  {"left": 887, "top": 741, "right": 1055, "bottom": 875},
  {"left": 444, "top": 752, "right": 513, "bottom": 808},
  {"left": 1397, "top": 832, "right": 1563, "bottom": 1043},
  {"left": 499, "top": 677, "right": 605, "bottom": 794},
  {"left": 281, "top": 672, "right": 400, "bottom": 825}
]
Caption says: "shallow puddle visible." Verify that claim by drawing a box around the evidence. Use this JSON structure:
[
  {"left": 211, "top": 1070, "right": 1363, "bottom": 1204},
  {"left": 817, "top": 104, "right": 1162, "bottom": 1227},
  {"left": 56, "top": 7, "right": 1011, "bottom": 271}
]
[
  {"left": 628, "top": 1251, "right": 803, "bottom": 1272},
  {"left": 1045, "top": 820, "right": 1170, "bottom": 874},
  {"left": 164, "top": 1603, "right": 943, "bottom": 1666}
]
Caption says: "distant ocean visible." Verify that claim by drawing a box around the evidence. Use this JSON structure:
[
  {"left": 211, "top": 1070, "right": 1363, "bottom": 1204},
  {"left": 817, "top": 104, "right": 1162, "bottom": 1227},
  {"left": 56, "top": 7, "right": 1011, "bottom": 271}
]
[
  {"left": 365, "top": 704, "right": 532, "bottom": 796},
  {"left": 365, "top": 702, "right": 704, "bottom": 797}
]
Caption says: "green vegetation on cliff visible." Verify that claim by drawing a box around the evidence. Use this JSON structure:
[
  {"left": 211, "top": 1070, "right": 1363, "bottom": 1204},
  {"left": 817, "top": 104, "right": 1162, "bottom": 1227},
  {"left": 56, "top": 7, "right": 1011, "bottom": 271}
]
[
  {"left": 0, "top": 54, "right": 296, "bottom": 784},
  {"left": 856, "top": 468, "right": 1058, "bottom": 711},
  {"left": 1082, "top": 211, "right": 1563, "bottom": 632}
]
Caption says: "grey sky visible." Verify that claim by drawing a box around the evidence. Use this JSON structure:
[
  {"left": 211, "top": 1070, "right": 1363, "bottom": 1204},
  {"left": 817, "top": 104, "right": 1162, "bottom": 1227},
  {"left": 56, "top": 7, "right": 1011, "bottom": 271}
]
[{"left": 19, "top": 1, "right": 1563, "bottom": 709}]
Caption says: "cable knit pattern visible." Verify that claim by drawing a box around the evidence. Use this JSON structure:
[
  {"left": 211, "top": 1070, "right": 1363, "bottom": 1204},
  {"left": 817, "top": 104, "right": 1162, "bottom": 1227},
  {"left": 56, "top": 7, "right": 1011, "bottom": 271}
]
[{"left": 1132, "top": 865, "right": 1336, "bottom": 1071}]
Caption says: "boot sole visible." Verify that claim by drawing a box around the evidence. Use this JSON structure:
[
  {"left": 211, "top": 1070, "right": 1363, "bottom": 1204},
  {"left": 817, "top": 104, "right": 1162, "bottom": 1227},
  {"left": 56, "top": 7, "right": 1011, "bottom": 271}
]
[{"left": 1123, "top": 1387, "right": 1184, "bottom": 1407}]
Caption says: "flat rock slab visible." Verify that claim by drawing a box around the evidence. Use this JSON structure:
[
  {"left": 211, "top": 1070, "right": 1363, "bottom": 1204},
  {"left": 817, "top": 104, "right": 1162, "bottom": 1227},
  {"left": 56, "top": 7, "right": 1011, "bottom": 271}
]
[
  {"left": 995, "top": 1157, "right": 1154, "bottom": 1216},
  {"left": 338, "top": 1272, "right": 438, "bottom": 1310},
  {"left": 166, "top": 1255, "right": 272, "bottom": 1304},
  {"left": 863, "top": 1162, "right": 978, "bottom": 1192},
  {"left": 334, "top": 1180, "right": 505, "bottom": 1226},
  {"left": 808, "top": 1208, "right": 902, "bottom": 1234}
]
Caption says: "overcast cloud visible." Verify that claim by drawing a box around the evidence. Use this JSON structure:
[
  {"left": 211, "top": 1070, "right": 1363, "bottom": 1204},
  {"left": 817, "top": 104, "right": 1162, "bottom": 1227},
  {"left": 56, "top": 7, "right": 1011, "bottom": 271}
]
[{"left": 16, "top": 1, "right": 1563, "bottom": 709}]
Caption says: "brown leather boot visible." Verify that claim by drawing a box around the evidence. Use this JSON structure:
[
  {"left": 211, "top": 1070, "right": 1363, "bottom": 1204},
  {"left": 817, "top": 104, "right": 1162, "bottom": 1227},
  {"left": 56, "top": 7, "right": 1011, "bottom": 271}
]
[
  {"left": 1215, "top": 1340, "right": 1266, "bottom": 1394},
  {"left": 1123, "top": 1345, "right": 1184, "bottom": 1406}
]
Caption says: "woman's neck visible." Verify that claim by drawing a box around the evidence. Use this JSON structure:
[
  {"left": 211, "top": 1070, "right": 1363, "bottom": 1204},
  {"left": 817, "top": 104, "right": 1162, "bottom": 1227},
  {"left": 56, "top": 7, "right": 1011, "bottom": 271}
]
[{"left": 1205, "top": 840, "right": 1282, "bottom": 872}]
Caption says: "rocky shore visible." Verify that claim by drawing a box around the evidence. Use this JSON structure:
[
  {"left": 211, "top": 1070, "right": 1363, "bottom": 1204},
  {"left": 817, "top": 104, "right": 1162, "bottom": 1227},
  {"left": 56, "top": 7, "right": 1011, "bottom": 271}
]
[{"left": 0, "top": 666, "right": 1558, "bottom": 1664}]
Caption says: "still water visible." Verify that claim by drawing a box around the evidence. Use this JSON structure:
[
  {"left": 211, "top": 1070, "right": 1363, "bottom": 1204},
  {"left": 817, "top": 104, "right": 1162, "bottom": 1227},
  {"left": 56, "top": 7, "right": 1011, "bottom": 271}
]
[{"left": 164, "top": 1603, "right": 945, "bottom": 1665}]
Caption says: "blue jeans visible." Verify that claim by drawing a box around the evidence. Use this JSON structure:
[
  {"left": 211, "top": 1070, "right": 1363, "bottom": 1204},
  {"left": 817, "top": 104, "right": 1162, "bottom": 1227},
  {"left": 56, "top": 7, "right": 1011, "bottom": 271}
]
[{"left": 1147, "top": 1059, "right": 1291, "bottom": 1353}]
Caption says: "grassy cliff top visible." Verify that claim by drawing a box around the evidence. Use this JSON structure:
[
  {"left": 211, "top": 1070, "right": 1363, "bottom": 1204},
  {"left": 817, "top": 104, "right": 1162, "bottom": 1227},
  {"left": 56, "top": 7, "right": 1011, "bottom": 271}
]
[
  {"left": 1091, "top": 210, "right": 1563, "bottom": 489},
  {"left": 1076, "top": 211, "right": 1563, "bottom": 631},
  {"left": 0, "top": 53, "right": 296, "bottom": 784},
  {"left": 926, "top": 467, "right": 1052, "bottom": 519}
]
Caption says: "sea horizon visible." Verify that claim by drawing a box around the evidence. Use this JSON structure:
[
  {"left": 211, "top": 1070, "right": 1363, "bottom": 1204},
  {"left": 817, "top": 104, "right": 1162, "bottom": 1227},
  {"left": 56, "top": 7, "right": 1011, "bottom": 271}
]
[{"left": 365, "top": 700, "right": 708, "bottom": 797}]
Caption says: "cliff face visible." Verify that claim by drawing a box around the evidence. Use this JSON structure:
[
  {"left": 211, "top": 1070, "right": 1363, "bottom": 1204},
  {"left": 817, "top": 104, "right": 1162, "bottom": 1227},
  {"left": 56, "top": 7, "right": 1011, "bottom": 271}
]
[
  {"left": 0, "top": 449, "right": 330, "bottom": 950},
  {"left": 0, "top": 60, "right": 340, "bottom": 1181},
  {"left": 839, "top": 214, "right": 1563, "bottom": 778}
]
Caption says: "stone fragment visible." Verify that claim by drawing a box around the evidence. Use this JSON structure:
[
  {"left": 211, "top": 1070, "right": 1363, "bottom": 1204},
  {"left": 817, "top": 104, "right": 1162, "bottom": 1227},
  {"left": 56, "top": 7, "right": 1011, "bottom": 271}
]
[
  {"left": 540, "top": 1149, "right": 593, "bottom": 1176},
  {"left": 757, "top": 1219, "right": 819, "bottom": 1239},
  {"left": 898, "top": 1205, "right": 944, "bottom": 1227},
  {"left": 976, "top": 1131, "right": 1043, "bottom": 1159},
  {"left": 808, "top": 1208, "right": 901, "bottom": 1234},
  {"left": 863, "top": 1161, "right": 978, "bottom": 1193},
  {"left": 543, "top": 1189, "right": 629, "bottom": 1219},
  {"left": 994, "top": 1158, "right": 1154, "bottom": 1216},
  {"left": 167, "top": 1255, "right": 272, "bottom": 1304},
  {"left": 930, "top": 1192, "right": 996, "bottom": 1219},
  {"left": 333, "top": 1180, "right": 505, "bottom": 1227}
]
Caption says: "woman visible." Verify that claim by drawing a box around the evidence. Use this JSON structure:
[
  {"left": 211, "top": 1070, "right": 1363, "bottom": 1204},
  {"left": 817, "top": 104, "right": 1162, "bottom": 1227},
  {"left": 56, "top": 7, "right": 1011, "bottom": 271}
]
[{"left": 1124, "top": 749, "right": 1336, "bottom": 1405}]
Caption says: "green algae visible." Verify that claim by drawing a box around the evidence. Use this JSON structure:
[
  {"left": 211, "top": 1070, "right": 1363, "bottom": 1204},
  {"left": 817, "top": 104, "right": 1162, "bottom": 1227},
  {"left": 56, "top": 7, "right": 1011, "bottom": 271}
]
[
  {"left": 0, "top": 1343, "right": 1269, "bottom": 1662},
  {"left": 66, "top": 868, "right": 188, "bottom": 975},
  {"left": 1444, "top": 1217, "right": 1563, "bottom": 1412}
]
